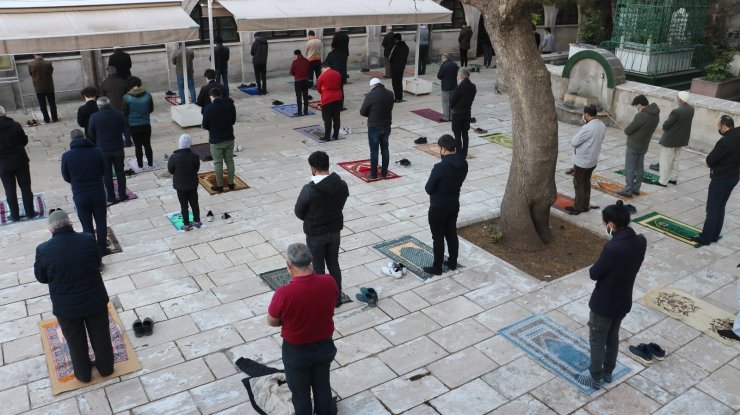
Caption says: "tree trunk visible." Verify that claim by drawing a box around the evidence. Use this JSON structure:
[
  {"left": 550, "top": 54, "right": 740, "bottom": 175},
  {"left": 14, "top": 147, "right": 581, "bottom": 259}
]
[{"left": 462, "top": 0, "right": 558, "bottom": 250}]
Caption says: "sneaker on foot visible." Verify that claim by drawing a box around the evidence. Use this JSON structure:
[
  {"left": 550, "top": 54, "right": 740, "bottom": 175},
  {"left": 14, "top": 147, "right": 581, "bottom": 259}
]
[
  {"left": 576, "top": 372, "right": 602, "bottom": 389},
  {"left": 183, "top": 224, "right": 193, "bottom": 231},
  {"left": 617, "top": 190, "right": 633, "bottom": 198},
  {"left": 443, "top": 260, "right": 457, "bottom": 270},
  {"left": 602, "top": 372, "right": 613, "bottom": 383},
  {"left": 228, "top": 183, "right": 235, "bottom": 191},
  {"left": 193, "top": 221, "right": 202, "bottom": 229}
]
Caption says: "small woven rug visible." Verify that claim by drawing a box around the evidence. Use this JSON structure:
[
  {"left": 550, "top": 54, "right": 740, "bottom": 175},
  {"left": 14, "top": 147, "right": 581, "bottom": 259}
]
[
  {"left": 551, "top": 192, "right": 598, "bottom": 214},
  {"left": 615, "top": 169, "right": 661, "bottom": 185},
  {"left": 198, "top": 171, "right": 250, "bottom": 195},
  {"left": 308, "top": 101, "right": 322, "bottom": 111},
  {"left": 633, "top": 211, "right": 702, "bottom": 247},
  {"left": 106, "top": 227, "right": 122, "bottom": 254},
  {"left": 337, "top": 159, "right": 401, "bottom": 183},
  {"left": 39, "top": 302, "right": 141, "bottom": 395},
  {"left": 106, "top": 179, "right": 138, "bottom": 206},
  {"left": 294, "top": 125, "right": 346, "bottom": 143},
  {"left": 643, "top": 288, "right": 736, "bottom": 346},
  {"left": 272, "top": 104, "right": 315, "bottom": 118},
  {"left": 0, "top": 193, "right": 47, "bottom": 225},
  {"left": 166, "top": 211, "right": 195, "bottom": 231},
  {"left": 480, "top": 133, "right": 512, "bottom": 149},
  {"left": 499, "top": 314, "right": 630, "bottom": 395},
  {"left": 125, "top": 156, "right": 164, "bottom": 173},
  {"left": 415, "top": 143, "right": 474, "bottom": 159},
  {"left": 373, "top": 235, "right": 459, "bottom": 281},
  {"left": 411, "top": 108, "right": 444, "bottom": 123},
  {"left": 259, "top": 268, "right": 351, "bottom": 305},
  {"left": 191, "top": 143, "right": 213, "bottom": 162},
  {"left": 362, "top": 70, "right": 386, "bottom": 78},
  {"left": 589, "top": 174, "right": 644, "bottom": 198},
  {"left": 164, "top": 95, "right": 180, "bottom": 105}
]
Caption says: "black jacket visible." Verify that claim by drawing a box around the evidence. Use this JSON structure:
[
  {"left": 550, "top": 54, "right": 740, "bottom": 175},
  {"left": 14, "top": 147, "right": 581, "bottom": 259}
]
[
  {"left": 332, "top": 31, "right": 350, "bottom": 56},
  {"left": 77, "top": 100, "right": 98, "bottom": 140},
  {"left": 251, "top": 37, "right": 269, "bottom": 66},
  {"left": 100, "top": 75, "right": 128, "bottom": 111},
  {"left": 458, "top": 26, "right": 473, "bottom": 50},
  {"left": 382, "top": 32, "right": 396, "bottom": 57},
  {"left": 0, "top": 116, "right": 29, "bottom": 171},
  {"left": 437, "top": 59, "right": 459, "bottom": 92},
  {"left": 295, "top": 173, "right": 349, "bottom": 236},
  {"left": 325, "top": 50, "right": 348, "bottom": 80},
  {"left": 425, "top": 153, "right": 468, "bottom": 209},
  {"left": 389, "top": 41, "right": 409, "bottom": 73},
  {"left": 706, "top": 127, "right": 740, "bottom": 180},
  {"left": 450, "top": 78, "right": 477, "bottom": 120},
  {"left": 360, "top": 84, "right": 394, "bottom": 127},
  {"left": 589, "top": 227, "right": 646, "bottom": 319},
  {"left": 196, "top": 81, "right": 228, "bottom": 114},
  {"left": 167, "top": 148, "right": 200, "bottom": 191},
  {"left": 202, "top": 97, "right": 236, "bottom": 144},
  {"left": 108, "top": 50, "right": 132, "bottom": 80},
  {"left": 61, "top": 139, "right": 105, "bottom": 196},
  {"left": 659, "top": 104, "right": 694, "bottom": 148},
  {"left": 214, "top": 44, "right": 230, "bottom": 71},
  {"left": 88, "top": 107, "right": 125, "bottom": 152},
  {"left": 35, "top": 226, "right": 108, "bottom": 319}
]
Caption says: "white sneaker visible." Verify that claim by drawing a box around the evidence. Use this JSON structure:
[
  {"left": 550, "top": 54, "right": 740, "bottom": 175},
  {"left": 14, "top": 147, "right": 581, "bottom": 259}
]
[
  {"left": 382, "top": 262, "right": 406, "bottom": 278},
  {"left": 382, "top": 266, "right": 403, "bottom": 278}
]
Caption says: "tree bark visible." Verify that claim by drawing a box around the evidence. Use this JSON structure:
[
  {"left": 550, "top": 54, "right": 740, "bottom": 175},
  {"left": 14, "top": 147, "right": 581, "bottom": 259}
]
[{"left": 462, "top": 0, "right": 559, "bottom": 250}]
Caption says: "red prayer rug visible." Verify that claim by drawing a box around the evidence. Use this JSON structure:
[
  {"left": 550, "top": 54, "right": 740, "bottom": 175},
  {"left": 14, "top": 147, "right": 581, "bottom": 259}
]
[{"left": 338, "top": 159, "right": 401, "bottom": 183}]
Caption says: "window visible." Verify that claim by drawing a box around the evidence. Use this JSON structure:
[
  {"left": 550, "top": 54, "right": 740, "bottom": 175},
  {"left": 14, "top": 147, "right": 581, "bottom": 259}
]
[
  {"left": 255, "top": 30, "right": 307, "bottom": 40},
  {"left": 556, "top": 4, "right": 579, "bottom": 25},
  {"left": 432, "top": 0, "right": 466, "bottom": 29},
  {"left": 382, "top": 25, "right": 419, "bottom": 33},
  {"left": 190, "top": 4, "right": 239, "bottom": 43},
  {"left": 322, "top": 27, "right": 367, "bottom": 36}
]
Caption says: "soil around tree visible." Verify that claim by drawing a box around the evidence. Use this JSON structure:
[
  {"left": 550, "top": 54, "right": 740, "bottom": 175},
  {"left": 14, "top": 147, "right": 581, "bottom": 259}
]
[{"left": 459, "top": 216, "right": 608, "bottom": 281}]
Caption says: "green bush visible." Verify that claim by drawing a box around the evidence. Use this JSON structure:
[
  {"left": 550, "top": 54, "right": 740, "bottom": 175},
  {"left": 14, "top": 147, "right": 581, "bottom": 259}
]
[
  {"left": 704, "top": 51, "right": 736, "bottom": 82},
  {"left": 578, "top": 10, "right": 605, "bottom": 45}
]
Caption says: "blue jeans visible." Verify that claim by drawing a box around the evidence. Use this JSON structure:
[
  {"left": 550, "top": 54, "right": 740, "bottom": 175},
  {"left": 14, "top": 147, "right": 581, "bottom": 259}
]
[
  {"left": 215, "top": 69, "right": 229, "bottom": 97},
  {"left": 368, "top": 125, "right": 391, "bottom": 178},
  {"left": 176, "top": 74, "right": 196, "bottom": 104},
  {"left": 73, "top": 189, "right": 108, "bottom": 252},
  {"left": 282, "top": 339, "right": 336, "bottom": 415},
  {"left": 699, "top": 175, "right": 739, "bottom": 244}
]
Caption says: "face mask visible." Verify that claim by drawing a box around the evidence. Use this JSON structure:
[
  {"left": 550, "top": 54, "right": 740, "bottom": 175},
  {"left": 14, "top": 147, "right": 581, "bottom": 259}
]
[
  {"left": 606, "top": 226, "right": 612, "bottom": 237},
  {"left": 633, "top": 106, "right": 639, "bottom": 114},
  {"left": 718, "top": 128, "right": 724, "bottom": 136},
  {"left": 580, "top": 116, "right": 587, "bottom": 125}
]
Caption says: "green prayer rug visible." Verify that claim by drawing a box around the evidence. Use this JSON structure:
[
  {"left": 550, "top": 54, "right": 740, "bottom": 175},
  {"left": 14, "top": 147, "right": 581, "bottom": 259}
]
[
  {"left": 481, "top": 133, "right": 512, "bottom": 148},
  {"left": 633, "top": 212, "right": 701, "bottom": 247},
  {"left": 615, "top": 169, "right": 660, "bottom": 185}
]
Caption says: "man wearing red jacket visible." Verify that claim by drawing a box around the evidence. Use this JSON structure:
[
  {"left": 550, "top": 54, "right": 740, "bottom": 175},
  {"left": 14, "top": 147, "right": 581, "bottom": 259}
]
[
  {"left": 316, "top": 63, "right": 343, "bottom": 141},
  {"left": 290, "top": 50, "right": 311, "bottom": 116}
]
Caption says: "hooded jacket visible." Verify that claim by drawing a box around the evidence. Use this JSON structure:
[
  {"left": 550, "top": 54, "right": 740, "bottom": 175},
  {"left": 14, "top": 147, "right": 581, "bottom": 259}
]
[
  {"left": 624, "top": 103, "right": 660, "bottom": 153},
  {"left": 706, "top": 127, "right": 740, "bottom": 180},
  {"left": 123, "top": 88, "right": 154, "bottom": 126},
  {"left": 425, "top": 153, "right": 468, "bottom": 209},
  {"left": 294, "top": 172, "right": 349, "bottom": 236},
  {"left": 382, "top": 31, "right": 396, "bottom": 57},
  {"left": 251, "top": 37, "right": 269, "bottom": 66},
  {"left": 167, "top": 148, "right": 200, "bottom": 191},
  {"left": 0, "top": 116, "right": 29, "bottom": 171},
  {"left": 61, "top": 138, "right": 105, "bottom": 195},
  {"left": 360, "top": 84, "right": 395, "bottom": 127}
]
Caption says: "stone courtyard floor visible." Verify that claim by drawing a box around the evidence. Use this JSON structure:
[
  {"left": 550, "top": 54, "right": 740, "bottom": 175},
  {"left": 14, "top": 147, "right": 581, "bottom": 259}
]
[{"left": 0, "top": 60, "right": 739, "bottom": 415}]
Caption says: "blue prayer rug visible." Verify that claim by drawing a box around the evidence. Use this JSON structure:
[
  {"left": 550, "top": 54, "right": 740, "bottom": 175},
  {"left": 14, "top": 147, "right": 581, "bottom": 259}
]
[
  {"left": 499, "top": 314, "right": 630, "bottom": 394},
  {"left": 373, "top": 235, "right": 460, "bottom": 281},
  {"left": 259, "top": 268, "right": 351, "bottom": 305},
  {"left": 166, "top": 211, "right": 195, "bottom": 231},
  {"left": 272, "top": 104, "right": 314, "bottom": 118}
]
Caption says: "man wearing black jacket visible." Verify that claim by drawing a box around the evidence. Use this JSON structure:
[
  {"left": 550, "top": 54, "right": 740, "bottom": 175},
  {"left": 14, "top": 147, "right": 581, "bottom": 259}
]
[
  {"left": 693, "top": 115, "right": 740, "bottom": 246},
  {"left": 424, "top": 135, "right": 468, "bottom": 275},
  {"left": 0, "top": 106, "right": 36, "bottom": 222},
  {"left": 388, "top": 33, "right": 409, "bottom": 102},
  {"left": 437, "top": 54, "right": 458, "bottom": 122},
  {"left": 359, "top": 78, "right": 395, "bottom": 180},
  {"left": 295, "top": 151, "right": 349, "bottom": 307},
  {"left": 76, "top": 87, "right": 98, "bottom": 140},
  {"left": 168, "top": 134, "right": 201, "bottom": 231},
  {"left": 202, "top": 88, "right": 236, "bottom": 193},
  {"left": 108, "top": 47, "right": 132, "bottom": 80},
  {"left": 450, "top": 67, "right": 476, "bottom": 157},
  {"left": 88, "top": 97, "right": 127, "bottom": 204},
  {"left": 213, "top": 37, "right": 230, "bottom": 97},
  {"left": 382, "top": 27, "right": 396, "bottom": 79},
  {"left": 196, "top": 69, "right": 228, "bottom": 114},
  {"left": 251, "top": 36, "right": 269, "bottom": 95}
]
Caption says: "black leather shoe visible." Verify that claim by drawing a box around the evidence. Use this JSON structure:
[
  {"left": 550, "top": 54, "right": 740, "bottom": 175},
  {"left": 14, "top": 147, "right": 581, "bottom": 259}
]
[
  {"left": 668, "top": 180, "right": 677, "bottom": 185},
  {"left": 443, "top": 260, "right": 457, "bottom": 270},
  {"left": 422, "top": 266, "right": 443, "bottom": 276},
  {"left": 142, "top": 318, "right": 154, "bottom": 336},
  {"left": 210, "top": 185, "right": 224, "bottom": 193},
  {"left": 132, "top": 320, "right": 145, "bottom": 338},
  {"left": 655, "top": 182, "right": 668, "bottom": 187}
]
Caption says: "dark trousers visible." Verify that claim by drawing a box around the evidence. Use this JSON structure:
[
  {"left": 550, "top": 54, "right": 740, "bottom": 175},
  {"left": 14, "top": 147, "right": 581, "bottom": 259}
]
[
  {"left": 700, "top": 176, "right": 739, "bottom": 244},
  {"left": 36, "top": 92, "right": 58, "bottom": 122},
  {"left": 254, "top": 64, "right": 267, "bottom": 93},
  {"left": 483, "top": 44, "right": 493, "bottom": 67},
  {"left": 418, "top": 45, "right": 429, "bottom": 75},
  {"left": 57, "top": 308, "right": 114, "bottom": 382},
  {"left": 587, "top": 311, "right": 622, "bottom": 382},
  {"left": 391, "top": 70, "right": 404, "bottom": 101},
  {"left": 460, "top": 48, "right": 469, "bottom": 67},
  {"left": 451, "top": 118, "right": 470, "bottom": 157},
  {"left": 368, "top": 125, "right": 391, "bottom": 178},
  {"left": 321, "top": 101, "right": 341, "bottom": 139},
  {"left": 129, "top": 124, "right": 153, "bottom": 168},
  {"left": 308, "top": 60, "right": 322, "bottom": 86},
  {"left": 573, "top": 165, "right": 596, "bottom": 212},
  {"left": 306, "top": 231, "right": 342, "bottom": 293},
  {"left": 215, "top": 69, "right": 229, "bottom": 97},
  {"left": 294, "top": 80, "right": 310, "bottom": 114},
  {"left": 102, "top": 149, "right": 126, "bottom": 201},
  {"left": 176, "top": 189, "right": 201, "bottom": 225},
  {"left": 73, "top": 190, "right": 108, "bottom": 252},
  {"left": 429, "top": 206, "right": 459, "bottom": 269},
  {"left": 282, "top": 339, "right": 337, "bottom": 415},
  {"left": 0, "top": 164, "right": 35, "bottom": 220}
]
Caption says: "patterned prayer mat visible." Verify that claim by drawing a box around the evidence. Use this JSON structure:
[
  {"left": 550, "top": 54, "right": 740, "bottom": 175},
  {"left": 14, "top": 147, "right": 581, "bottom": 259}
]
[
  {"left": 0, "top": 193, "right": 47, "bottom": 225},
  {"left": 294, "top": 125, "right": 346, "bottom": 143},
  {"left": 106, "top": 179, "right": 138, "bottom": 206},
  {"left": 337, "top": 159, "right": 401, "bottom": 183},
  {"left": 590, "top": 174, "right": 648, "bottom": 199},
  {"left": 39, "top": 302, "right": 141, "bottom": 395},
  {"left": 415, "top": 143, "right": 474, "bottom": 159},
  {"left": 499, "top": 314, "right": 630, "bottom": 395},
  {"left": 166, "top": 211, "right": 195, "bottom": 231},
  {"left": 198, "top": 171, "right": 250, "bottom": 195},
  {"left": 362, "top": 70, "right": 386, "bottom": 78},
  {"left": 125, "top": 156, "right": 164, "bottom": 173},
  {"left": 308, "top": 101, "right": 322, "bottom": 111},
  {"left": 480, "top": 133, "right": 512, "bottom": 148},
  {"left": 551, "top": 192, "right": 598, "bottom": 214},
  {"left": 272, "top": 104, "right": 315, "bottom": 118},
  {"left": 411, "top": 108, "right": 444, "bottom": 123},
  {"left": 373, "top": 235, "right": 460, "bottom": 281},
  {"left": 259, "top": 268, "right": 351, "bottom": 305},
  {"left": 191, "top": 143, "right": 213, "bottom": 162},
  {"left": 633, "top": 212, "right": 702, "bottom": 247},
  {"left": 615, "top": 169, "right": 661, "bottom": 185},
  {"left": 164, "top": 95, "right": 180, "bottom": 106},
  {"left": 644, "top": 288, "right": 736, "bottom": 346},
  {"left": 106, "top": 227, "right": 122, "bottom": 255}
]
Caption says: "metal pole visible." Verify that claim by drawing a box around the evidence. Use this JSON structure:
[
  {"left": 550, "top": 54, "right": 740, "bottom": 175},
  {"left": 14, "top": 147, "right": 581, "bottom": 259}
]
[
  {"left": 181, "top": 42, "right": 190, "bottom": 104},
  {"left": 208, "top": 0, "right": 215, "bottom": 65},
  {"left": 414, "top": 24, "right": 421, "bottom": 79}
]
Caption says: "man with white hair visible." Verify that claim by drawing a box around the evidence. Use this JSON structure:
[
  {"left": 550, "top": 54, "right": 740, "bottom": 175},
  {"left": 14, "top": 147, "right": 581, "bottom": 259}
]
[
  {"left": 359, "top": 78, "right": 395, "bottom": 180},
  {"left": 88, "top": 96, "right": 128, "bottom": 204},
  {"left": 0, "top": 105, "right": 36, "bottom": 222},
  {"left": 654, "top": 91, "right": 694, "bottom": 187},
  {"left": 437, "top": 53, "right": 458, "bottom": 122}
]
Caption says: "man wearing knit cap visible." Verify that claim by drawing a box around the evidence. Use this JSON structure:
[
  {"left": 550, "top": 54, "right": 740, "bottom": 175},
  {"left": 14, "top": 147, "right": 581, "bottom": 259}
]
[
  {"left": 167, "top": 134, "right": 201, "bottom": 231},
  {"left": 359, "top": 78, "right": 395, "bottom": 180},
  {"left": 61, "top": 129, "right": 109, "bottom": 254},
  {"left": 35, "top": 209, "right": 114, "bottom": 383},
  {"left": 654, "top": 91, "right": 694, "bottom": 187}
]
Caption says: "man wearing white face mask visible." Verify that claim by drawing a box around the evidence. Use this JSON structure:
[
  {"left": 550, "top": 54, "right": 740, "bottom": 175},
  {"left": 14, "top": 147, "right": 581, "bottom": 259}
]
[
  {"left": 566, "top": 105, "right": 606, "bottom": 215},
  {"left": 618, "top": 95, "right": 660, "bottom": 198},
  {"left": 653, "top": 91, "right": 694, "bottom": 187}
]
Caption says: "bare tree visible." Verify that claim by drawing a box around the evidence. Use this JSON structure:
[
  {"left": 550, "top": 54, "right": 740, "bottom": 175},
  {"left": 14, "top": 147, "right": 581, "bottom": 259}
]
[{"left": 461, "top": 0, "right": 559, "bottom": 250}]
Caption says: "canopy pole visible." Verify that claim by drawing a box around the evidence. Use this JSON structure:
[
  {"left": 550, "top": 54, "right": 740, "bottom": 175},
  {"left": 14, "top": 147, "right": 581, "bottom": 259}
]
[
  {"left": 414, "top": 24, "right": 421, "bottom": 79},
  {"left": 208, "top": 0, "right": 215, "bottom": 65},
  {"left": 181, "top": 42, "right": 191, "bottom": 104}
]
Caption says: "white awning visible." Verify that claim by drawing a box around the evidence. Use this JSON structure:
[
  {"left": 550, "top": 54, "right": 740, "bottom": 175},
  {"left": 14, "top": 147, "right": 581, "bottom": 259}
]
[
  {"left": 0, "top": 1, "right": 199, "bottom": 54},
  {"left": 218, "top": 0, "right": 452, "bottom": 32}
]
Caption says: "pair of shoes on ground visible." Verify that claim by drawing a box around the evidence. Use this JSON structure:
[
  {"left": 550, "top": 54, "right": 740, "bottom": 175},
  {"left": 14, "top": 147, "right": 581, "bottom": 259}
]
[
  {"left": 26, "top": 120, "right": 39, "bottom": 127},
  {"left": 382, "top": 262, "right": 407, "bottom": 278},
  {"left": 318, "top": 136, "right": 339, "bottom": 142},
  {"left": 183, "top": 222, "right": 203, "bottom": 232},
  {"left": 210, "top": 184, "right": 236, "bottom": 193},
  {"left": 564, "top": 205, "right": 587, "bottom": 216},
  {"left": 356, "top": 287, "right": 378, "bottom": 307},
  {"left": 364, "top": 173, "right": 387, "bottom": 181},
  {"left": 628, "top": 342, "right": 666, "bottom": 365},
  {"left": 132, "top": 318, "right": 154, "bottom": 337},
  {"left": 414, "top": 136, "right": 427, "bottom": 144},
  {"left": 423, "top": 260, "right": 457, "bottom": 276},
  {"left": 473, "top": 127, "right": 488, "bottom": 134},
  {"left": 107, "top": 194, "right": 129, "bottom": 205}
]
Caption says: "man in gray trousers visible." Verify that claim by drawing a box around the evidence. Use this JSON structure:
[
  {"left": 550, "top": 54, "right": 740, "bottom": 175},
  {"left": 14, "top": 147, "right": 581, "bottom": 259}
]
[
  {"left": 654, "top": 91, "right": 694, "bottom": 187},
  {"left": 618, "top": 94, "right": 660, "bottom": 198}
]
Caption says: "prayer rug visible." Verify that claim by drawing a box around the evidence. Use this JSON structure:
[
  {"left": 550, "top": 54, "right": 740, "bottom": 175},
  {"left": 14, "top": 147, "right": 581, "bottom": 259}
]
[
  {"left": 362, "top": 70, "right": 386, "bottom": 78},
  {"left": 337, "top": 159, "right": 401, "bottom": 183},
  {"left": 499, "top": 314, "right": 630, "bottom": 394},
  {"left": 259, "top": 268, "right": 351, "bottom": 305},
  {"left": 551, "top": 193, "right": 598, "bottom": 214},
  {"left": 191, "top": 143, "right": 213, "bottom": 162},
  {"left": 373, "top": 235, "right": 460, "bottom": 281},
  {"left": 239, "top": 86, "right": 260, "bottom": 95},
  {"left": 0, "top": 193, "right": 47, "bottom": 225},
  {"left": 480, "top": 133, "right": 513, "bottom": 148},
  {"left": 411, "top": 108, "right": 444, "bottom": 123},
  {"left": 164, "top": 95, "right": 180, "bottom": 106},
  {"left": 633, "top": 211, "right": 702, "bottom": 247},
  {"left": 644, "top": 288, "right": 737, "bottom": 346},
  {"left": 272, "top": 104, "right": 314, "bottom": 118},
  {"left": 106, "top": 180, "right": 138, "bottom": 206},
  {"left": 294, "top": 125, "right": 346, "bottom": 143},
  {"left": 590, "top": 174, "right": 647, "bottom": 198},
  {"left": 39, "top": 302, "right": 141, "bottom": 395},
  {"left": 125, "top": 156, "right": 164, "bottom": 173},
  {"left": 198, "top": 171, "right": 250, "bottom": 195},
  {"left": 106, "top": 227, "right": 122, "bottom": 255},
  {"left": 308, "top": 101, "right": 322, "bottom": 111},
  {"left": 615, "top": 169, "right": 661, "bottom": 185},
  {"left": 415, "top": 143, "right": 474, "bottom": 159},
  {"left": 166, "top": 211, "right": 195, "bottom": 231}
]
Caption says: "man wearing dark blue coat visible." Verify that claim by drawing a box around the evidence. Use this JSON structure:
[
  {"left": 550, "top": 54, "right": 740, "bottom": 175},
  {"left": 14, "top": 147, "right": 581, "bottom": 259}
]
[{"left": 88, "top": 96, "right": 127, "bottom": 204}]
